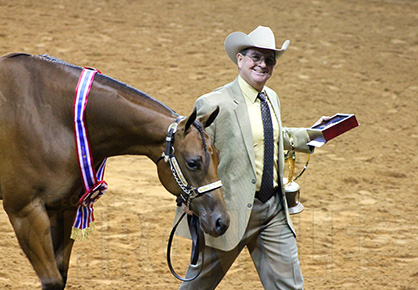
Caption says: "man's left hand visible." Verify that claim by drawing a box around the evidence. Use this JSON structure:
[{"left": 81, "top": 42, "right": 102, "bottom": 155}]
[{"left": 182, "top": 203, "right": 193, "bottom": 215}]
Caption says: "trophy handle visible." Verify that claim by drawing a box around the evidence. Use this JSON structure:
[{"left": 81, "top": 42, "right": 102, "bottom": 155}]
[
  {"left": 284, "top": 150, "right": 296, "bottom": 185},
  {"left": 284, "top": 129, "right": 310, "bottom": 185},
  {"left": 292, "top": 153, "right": 310, "bottom": 182}
]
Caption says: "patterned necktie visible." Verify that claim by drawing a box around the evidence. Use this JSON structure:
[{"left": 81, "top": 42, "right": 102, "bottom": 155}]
[{"left": 257, "top": 92, "right": 275, "bottom": 202}]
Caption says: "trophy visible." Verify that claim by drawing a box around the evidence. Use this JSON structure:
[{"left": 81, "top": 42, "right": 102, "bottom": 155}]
[
  {"left": 284, "top": 113, "right": 359, "bottom": 214},
  {"left": 284, "top": 149, "right": 309, "bottom": 215}
]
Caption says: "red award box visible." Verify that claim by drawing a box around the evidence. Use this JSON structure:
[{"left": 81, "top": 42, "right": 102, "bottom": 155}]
[{"left": 307, "top": 113, "right": 359, "bottom": 147}]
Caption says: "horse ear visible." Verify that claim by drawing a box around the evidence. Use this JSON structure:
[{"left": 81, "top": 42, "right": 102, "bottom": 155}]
[
  {"left": 184, "top": 108, "right": 197, "bottom": 132},
  {"left": 199, "top": 106, "right": 220, "bottom": 128}
]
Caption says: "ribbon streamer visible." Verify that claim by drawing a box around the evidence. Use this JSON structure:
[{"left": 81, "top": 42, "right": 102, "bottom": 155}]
[{"left": 71, "top": 68, "right": 107, "bottom": 240}]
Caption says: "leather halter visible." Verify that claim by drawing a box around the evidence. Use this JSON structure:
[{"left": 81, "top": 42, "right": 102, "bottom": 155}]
[
  {"left": 158, "top": 116, "right": 222, "bottom": 281},
  {"left": 157, "top": 116, "right": 223, "bottom": 208}
]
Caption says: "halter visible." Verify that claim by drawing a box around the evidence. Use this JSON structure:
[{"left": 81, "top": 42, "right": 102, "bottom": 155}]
[
  {"left": 159, "top": 116, "right": 222, "bottom": 282},
  {"left": 158, "top": 116, "right": 223, "bottom": 209}
]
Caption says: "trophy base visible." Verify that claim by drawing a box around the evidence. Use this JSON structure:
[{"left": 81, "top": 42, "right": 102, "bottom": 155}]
[
  {"left": 288, "top": 202, "right": 304, "bottom": 215},
  {"left": 284, "top": 179, "right": 305, "bottom": 215}
]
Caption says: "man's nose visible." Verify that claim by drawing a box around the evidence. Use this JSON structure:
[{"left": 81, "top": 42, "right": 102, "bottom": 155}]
[{"left": 258, "top": 58, "right": 267, "bottom": 67}]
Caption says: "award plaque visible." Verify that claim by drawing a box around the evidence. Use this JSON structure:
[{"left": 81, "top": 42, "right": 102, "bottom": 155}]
[{"left": 307, "top": 113, "right": 359, "bottom": 147}]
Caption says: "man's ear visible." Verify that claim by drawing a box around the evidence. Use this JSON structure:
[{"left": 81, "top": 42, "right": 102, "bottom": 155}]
[{"left": 236, "top": 53, "right": 244, "bottom": 68}]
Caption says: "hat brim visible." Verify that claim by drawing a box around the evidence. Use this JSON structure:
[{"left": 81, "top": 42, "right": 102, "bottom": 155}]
[{"left": 224, "top": 32, "right": 290, "bottom": 64}]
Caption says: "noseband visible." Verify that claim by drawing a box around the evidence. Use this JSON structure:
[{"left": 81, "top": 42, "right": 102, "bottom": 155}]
[{"left": 157, "top": 116, "right": 222, "bottom": 209}]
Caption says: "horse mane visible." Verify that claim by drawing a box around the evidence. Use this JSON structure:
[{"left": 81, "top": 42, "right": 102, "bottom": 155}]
[
  {"left": 37, "top": 54, "right": 71, "bottom": 66},
  {"left": 32, "top": 53, "right": 176, "bottom": 115}
]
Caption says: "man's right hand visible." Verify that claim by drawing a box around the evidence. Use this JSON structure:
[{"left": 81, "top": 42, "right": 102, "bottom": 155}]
[{"left": 182, "top": 202, "right": 193, "bottom": 215}]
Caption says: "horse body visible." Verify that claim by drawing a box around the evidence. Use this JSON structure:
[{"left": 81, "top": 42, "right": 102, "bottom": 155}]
[{"left": 0, "top": 53, "right": 229, "bottom": 290}]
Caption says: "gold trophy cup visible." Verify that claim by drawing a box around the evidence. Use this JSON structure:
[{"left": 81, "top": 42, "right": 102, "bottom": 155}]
[{"left": 283, "top": 129, "right": 310, "bottom": 214}]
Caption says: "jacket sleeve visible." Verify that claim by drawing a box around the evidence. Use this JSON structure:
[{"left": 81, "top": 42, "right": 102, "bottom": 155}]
[{"left": 283, "top": 127, "right": 315, "bottom": 154}]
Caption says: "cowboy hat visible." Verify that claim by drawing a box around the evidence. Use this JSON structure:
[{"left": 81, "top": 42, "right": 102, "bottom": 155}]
[{"left": 224, "top": 26, "right": 290, "bottom": 64}]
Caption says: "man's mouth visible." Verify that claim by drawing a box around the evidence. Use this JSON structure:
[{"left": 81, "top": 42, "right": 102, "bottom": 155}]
[{"left": 253, "top": 69, "right": 268, "bottom": 76}]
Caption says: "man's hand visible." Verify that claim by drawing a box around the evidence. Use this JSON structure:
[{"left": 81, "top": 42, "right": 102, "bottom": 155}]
[
  {"left": 312, "top": 116, "right": 331, "bottom": 127},
  {"left": 182, "top": 202, "right": 193, "bottom": 215}
]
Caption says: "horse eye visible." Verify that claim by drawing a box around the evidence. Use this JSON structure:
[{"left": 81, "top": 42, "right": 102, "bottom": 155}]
[{"left": 186, "top": 159, "right": 200, "bottom": 171}]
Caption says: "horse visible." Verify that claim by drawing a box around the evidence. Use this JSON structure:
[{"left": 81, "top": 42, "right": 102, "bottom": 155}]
[{"left": 0, "top": 53, "right": 230, "bottom": 290}]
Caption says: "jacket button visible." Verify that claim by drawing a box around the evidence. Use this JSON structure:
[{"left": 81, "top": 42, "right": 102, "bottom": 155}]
[
  {"left": 247, "top": 203, "right": 252, "bottom": 208},
  {"left": 251, "top": 179, "right": 256, "bottom": 184}
]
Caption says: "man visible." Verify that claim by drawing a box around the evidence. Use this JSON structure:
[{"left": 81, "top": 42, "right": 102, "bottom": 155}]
[{"left": 175, "top": 26, "right": 317, "bottom": 290}]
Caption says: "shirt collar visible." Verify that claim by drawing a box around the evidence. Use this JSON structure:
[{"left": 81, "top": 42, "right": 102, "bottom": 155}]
[{"left": 238, "top": 76, "right": 265, "bottom": 103}]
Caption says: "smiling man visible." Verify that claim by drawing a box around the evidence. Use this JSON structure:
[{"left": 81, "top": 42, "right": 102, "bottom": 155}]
[
  {"left": 237, "top": 47, "right": 275, "bottom": 90},
  {"left": 176, "top": 26, "right": 316, "bottom": 290}
]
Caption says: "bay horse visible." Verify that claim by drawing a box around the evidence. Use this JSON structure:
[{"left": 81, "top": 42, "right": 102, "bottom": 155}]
[{"left": 0, "top": 53, "right": 229, "bottom": 290}]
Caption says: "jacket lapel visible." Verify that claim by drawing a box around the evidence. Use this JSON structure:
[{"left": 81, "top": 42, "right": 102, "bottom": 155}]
[{"left": 227, "top": 79, "right": 257, "bottom": 176}]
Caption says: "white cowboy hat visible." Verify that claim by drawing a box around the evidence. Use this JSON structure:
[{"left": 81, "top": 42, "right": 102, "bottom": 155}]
[{"left": 224, "top": 26, "right": 290, "bottom": 64}]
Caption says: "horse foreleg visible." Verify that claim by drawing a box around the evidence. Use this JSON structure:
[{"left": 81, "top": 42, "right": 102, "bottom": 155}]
[
  {"left": 49, "top": 208, "right": 76, "bottom": 286},
  {"left": 5, "top": 198, "right": 64, "bottom": 290}
]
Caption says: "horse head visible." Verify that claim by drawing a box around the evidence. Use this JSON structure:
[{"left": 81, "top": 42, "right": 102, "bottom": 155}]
[{"left": 157, "top": 107, "right": 230, "bottom": 237}]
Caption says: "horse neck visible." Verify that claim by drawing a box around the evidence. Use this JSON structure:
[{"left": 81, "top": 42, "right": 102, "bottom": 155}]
[{"left": 85, "top": 78, "right": 177, "bottom": 163}]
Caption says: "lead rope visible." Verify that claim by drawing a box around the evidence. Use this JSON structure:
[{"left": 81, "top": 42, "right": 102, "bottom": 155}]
[{"left": 167, "top": 212, "right": 205, "bottom": 282}]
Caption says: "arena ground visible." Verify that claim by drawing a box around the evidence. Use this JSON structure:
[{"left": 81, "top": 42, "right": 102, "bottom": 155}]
[{"left": 0, "top": 0, "right": 417, "bottom": 289}]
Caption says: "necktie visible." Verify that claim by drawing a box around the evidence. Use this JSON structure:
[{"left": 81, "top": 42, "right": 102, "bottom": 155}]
[{"left": 256, "top": 92, "right": 275, "bottom": 202}]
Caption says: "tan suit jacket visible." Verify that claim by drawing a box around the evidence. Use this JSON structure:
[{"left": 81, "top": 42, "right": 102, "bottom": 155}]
[{"left": 175, "top": 78, "right": 313, "bottom": 251}]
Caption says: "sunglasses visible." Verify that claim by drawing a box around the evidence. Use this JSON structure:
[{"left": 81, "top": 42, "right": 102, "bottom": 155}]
[{"left": 243, "top": 52, "right": 277, "bottom": 67}]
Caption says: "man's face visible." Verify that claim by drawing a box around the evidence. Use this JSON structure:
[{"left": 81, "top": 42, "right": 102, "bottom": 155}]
[{"left": 237, "top": 48, "right": 276, "bottom": 91}]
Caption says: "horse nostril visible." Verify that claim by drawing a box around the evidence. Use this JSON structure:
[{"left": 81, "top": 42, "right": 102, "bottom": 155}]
[{"left": 216, "top": 217, "right": 227, "bottom": 235}]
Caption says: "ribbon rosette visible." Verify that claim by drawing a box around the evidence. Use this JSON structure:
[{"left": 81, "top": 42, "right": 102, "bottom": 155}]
[{"left": 71, "top": 180, "right": 108, "bottom": 240}]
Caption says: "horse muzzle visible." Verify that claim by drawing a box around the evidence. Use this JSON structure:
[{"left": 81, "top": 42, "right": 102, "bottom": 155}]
[{"left": 198, "top": 204, "right": 230, "bottom": 237}]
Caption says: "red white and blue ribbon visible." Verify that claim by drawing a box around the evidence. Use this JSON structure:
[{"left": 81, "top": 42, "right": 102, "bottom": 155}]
[{"left": 71, "top": 67, "right": 108, "bottom": 240}]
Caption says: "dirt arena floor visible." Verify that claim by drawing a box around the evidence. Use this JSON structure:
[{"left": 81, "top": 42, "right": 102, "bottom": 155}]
[{"left": 0, "top": 0, "right": 417, "bottom": 289}]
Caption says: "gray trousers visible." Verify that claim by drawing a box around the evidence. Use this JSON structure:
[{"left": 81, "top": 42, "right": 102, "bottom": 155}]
[{"left": 179, "top": 193, "right": 304, "bottom": 290}]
